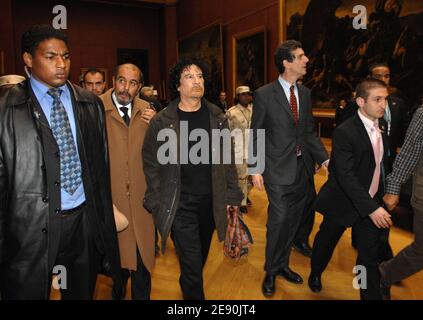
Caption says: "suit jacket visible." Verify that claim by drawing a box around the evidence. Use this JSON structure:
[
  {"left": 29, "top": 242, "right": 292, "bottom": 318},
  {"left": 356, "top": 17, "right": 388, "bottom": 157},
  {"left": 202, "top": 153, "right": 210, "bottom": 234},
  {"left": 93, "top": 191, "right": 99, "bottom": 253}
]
[
  {"left": 101, "top": 89, "right": 155, "bottom": 272},
  {"left": 0, "top": 80, "right": 122, "bottom": 298},
  {"left": 250, "top": 80, "right": 328, "bottom": 185},
  {"left": 314, "top": 113, "right": 389, "bottom": 227}
]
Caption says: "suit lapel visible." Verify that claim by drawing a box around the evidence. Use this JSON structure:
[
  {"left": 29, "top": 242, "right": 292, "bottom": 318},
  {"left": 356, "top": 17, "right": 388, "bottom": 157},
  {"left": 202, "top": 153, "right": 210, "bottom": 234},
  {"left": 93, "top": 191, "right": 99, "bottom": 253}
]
[
  {"left": 353, "top": 113, "right": 374, "bottom": 162},
  {"left": 272, "top": 81, "right": 295, "bottom": 122}
]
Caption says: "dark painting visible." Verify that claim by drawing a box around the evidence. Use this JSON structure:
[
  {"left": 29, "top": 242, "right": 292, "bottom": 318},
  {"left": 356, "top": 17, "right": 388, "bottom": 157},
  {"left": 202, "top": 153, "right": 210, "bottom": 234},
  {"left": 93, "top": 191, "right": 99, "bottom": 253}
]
[
  {"left": 234, "top": 28, "right": 266, "bottom": 92},
  {"left": 178, "top": 23, "right": 224, "bottom": 103},
  {"left": 285, "top": 0, "right": 423, "bottom": 108},
  {"left": 117, "top": 48, "right": 149, "bottom": 85}
]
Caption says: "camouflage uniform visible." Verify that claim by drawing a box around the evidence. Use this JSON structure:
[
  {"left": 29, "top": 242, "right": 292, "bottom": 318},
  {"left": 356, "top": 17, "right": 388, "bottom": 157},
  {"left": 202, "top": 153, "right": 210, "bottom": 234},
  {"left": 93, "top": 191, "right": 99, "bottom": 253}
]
[{"left": 227, "top": 103, "right": 253, "bottom": 206}]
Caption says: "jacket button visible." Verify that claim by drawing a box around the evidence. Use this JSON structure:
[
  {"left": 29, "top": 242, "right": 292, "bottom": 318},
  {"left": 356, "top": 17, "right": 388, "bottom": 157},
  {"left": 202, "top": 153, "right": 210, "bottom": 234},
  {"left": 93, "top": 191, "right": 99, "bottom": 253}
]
[
  {"left": 54, "top": 181, "right": 60, "bottom": 186},
  {"left": 42, "top": 196, "right": 49, "bottom": 203},
  {"left": 42, "top": 228, "right": 48, "bottom": 234},
  {"left": 166, "top": 209, "right": 170, "bottom": 213},
  {"left": 55, "top": 208, "right": 60, "bottom": 214}
]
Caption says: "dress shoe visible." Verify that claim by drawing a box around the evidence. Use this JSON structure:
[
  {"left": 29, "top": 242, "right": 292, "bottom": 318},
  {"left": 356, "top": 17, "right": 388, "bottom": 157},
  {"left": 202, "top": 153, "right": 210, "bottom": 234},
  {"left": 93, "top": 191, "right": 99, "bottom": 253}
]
[
  {"left": 262, "top": 273, "right": 276, "bottom": 297},
  {"left": 240, "top": 206, "right": 248, "bottom": 214},
  {"left": 278, "top": 267, "right": 303, "bottom": 284},
  {"left": 293, "top": 242, "right": 313, "bottom": 258},
  {"left": 308, "top": 273, "right": 322, "bottom": 293}
]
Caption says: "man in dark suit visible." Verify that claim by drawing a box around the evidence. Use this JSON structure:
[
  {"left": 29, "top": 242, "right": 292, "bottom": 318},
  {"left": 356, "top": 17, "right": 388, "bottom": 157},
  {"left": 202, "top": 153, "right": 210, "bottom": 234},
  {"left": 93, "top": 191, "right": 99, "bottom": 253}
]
[
  {"left": 0, "top": 25, "right": 122, "bottom": 299},
  {"left": 309, "top": 78, "right": 393, "bottom": 300},
  {"left": 351, "top": 63, "right": 411, "bottom": 261},
  {"left": 250, "top": 40, "right": 329, "bottom": 297}
]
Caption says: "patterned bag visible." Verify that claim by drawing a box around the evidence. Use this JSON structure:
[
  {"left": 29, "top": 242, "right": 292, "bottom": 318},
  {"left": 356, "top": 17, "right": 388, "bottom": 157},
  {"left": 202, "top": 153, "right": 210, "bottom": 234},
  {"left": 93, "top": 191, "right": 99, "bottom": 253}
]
[{"left": 223, "top": 205, "right": 253, "bottom": 260}]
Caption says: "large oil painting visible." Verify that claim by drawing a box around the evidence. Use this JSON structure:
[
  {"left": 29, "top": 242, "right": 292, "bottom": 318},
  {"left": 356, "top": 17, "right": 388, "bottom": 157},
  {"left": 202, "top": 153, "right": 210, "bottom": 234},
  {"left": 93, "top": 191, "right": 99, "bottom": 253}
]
[
  {"left": 285, "top": 0, "right": 423, "bottom": 108},
  {"left": 233, "top": 27, "right": 267, "bottom": 92},
  {"left": 178, "top": 23, "right": 224, "bottom": 103}
]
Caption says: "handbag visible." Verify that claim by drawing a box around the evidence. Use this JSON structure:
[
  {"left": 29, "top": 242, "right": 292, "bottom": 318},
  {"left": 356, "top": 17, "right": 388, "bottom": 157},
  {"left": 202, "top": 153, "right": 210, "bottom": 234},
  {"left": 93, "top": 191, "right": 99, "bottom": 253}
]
[{"left": 223, "top": 205, "right": 253, "bottom": 260}]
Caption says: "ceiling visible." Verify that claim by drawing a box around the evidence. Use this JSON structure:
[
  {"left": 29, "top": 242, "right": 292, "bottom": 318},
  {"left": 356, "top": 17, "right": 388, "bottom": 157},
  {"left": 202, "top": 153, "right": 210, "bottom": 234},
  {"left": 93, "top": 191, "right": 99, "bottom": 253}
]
[{"left": 82, "top": 0, "right": 178, "bottom": 8}]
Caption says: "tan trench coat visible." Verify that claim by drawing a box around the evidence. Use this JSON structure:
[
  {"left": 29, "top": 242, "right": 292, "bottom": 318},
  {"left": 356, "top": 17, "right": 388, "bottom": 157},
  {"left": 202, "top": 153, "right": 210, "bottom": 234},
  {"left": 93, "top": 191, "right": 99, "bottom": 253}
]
[{"left": 101, "top": 89, "right": 155, "bottom": 272}]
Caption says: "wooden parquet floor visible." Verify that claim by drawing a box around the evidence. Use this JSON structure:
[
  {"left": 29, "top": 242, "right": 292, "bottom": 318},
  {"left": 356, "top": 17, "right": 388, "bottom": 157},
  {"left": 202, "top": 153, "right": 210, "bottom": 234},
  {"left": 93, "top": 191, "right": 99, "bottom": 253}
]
[{"left": 52, "top": 139, "right": 423, "bottom": 300}]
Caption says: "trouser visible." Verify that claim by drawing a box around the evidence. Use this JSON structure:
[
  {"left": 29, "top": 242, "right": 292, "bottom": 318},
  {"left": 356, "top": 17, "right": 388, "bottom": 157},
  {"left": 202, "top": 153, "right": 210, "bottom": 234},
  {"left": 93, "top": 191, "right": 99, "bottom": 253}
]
[
  {"left": 120, "top": 247, "right": 151, "bottom": 300},
  {"left": 264, "top": 159, "right": 312, "bottom": 274},
  {"left": 311, "top": 215, "right": 385, "bottom": 300},
  {"left": 171, "top": 193, "right": 215, "bottom": 300},
  {"left": 294, "top": 186, "right": 316, "bottom": 246},
  {"left": 380, "top": 207, "right": 423, "bottom": 286}
]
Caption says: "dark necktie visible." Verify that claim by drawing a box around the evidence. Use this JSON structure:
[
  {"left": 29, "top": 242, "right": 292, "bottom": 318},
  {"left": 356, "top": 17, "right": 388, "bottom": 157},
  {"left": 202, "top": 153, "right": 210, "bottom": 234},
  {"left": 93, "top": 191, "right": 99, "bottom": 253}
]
[
  {"left": 120, "top": 106, "right": 130, "bottom": 126},
  {"left": 289, "top": 85, "right": 299, "bottom": 125},
  {"left": 47, "top": 88, "right": 82, "bottom": 195},
  {"left": 289, "top": 85, "right": 301, "bottom": 156}
]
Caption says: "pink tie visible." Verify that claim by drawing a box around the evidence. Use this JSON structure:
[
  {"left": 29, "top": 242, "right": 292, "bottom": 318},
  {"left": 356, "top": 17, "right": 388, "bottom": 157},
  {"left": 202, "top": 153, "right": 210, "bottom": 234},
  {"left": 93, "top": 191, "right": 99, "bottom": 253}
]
[{"left": 369, "top": 122, "right": 382, "bottom": 197}]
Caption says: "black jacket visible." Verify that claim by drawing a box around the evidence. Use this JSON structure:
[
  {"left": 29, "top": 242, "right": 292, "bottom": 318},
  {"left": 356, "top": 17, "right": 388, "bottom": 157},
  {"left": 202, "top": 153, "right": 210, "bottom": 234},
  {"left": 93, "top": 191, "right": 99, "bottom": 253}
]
[
  {"left": 314, "top": 114, "right": 389, "bottom": 227},
  {"left": 142, "top": 98, "right": 243, "bottom": 252},
  {"left": 0, "top": 80, "right": 122, "bottom": 298}
]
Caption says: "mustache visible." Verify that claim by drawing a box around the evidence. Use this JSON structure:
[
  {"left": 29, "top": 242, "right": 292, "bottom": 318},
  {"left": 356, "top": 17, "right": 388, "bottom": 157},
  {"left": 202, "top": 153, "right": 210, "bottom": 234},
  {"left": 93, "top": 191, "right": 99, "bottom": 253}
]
[{"left": 117, "top": 90, "right": 130, "bottom": 97}]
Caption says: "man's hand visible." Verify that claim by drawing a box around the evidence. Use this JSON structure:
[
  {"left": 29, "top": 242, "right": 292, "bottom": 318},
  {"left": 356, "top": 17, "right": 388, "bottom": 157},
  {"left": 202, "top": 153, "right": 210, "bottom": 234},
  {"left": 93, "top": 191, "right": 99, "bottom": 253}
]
[
  {"left": 383, "top": 194, "right": 400, "bottom": 211},
  {"left": 141, "top": 108, "right": 156, "bottom": 124},
  {"left": 251, "top": 174, "right": 264, "bottom": 192},
  {"left": 369, "top": 207, "right": 392, "bottom": 229}
]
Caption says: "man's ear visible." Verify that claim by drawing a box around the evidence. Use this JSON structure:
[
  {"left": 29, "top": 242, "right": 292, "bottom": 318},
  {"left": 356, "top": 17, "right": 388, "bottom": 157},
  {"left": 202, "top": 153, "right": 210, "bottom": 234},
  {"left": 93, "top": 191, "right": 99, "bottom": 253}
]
[
  {"left": 23, "top": 52, "right": 33, "bottom": 68},
  {"left": 356, "top": 96, "right": 365, "bottom": 108}
]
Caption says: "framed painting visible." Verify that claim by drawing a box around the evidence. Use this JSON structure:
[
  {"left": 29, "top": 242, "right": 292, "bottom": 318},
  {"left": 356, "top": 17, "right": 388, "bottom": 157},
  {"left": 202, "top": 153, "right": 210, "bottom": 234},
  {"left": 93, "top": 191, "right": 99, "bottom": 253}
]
[
  {"left": 232, "top": 26, "right": 267, "bottom": 94},
  {"left": 283, "top": 0, "right": 423, "bottom": 108},
  {"left": 178, "top": 23, "right": 224, "bottom": 102}
]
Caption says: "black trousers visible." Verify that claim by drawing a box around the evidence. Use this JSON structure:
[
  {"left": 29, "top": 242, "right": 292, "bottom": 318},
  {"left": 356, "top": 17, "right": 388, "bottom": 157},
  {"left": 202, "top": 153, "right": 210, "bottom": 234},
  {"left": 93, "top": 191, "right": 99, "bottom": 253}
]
[
  {"left": 264, "top": 159, "right": 313, "bottom": 274},
  {"left": 171, "top": 193, "right": 215, "bottom": 300},
  {"left": 311, "top": 215, "right": 386, "bottom": 300},
  {"left": 53, "top": 205, "right": 99, "bottom": 300},
  {"left": 294, "top": 185, "right": 316, "bottom": 246},
  {"left": 120, "top": 248, "right": 151, "bottom": 300}
]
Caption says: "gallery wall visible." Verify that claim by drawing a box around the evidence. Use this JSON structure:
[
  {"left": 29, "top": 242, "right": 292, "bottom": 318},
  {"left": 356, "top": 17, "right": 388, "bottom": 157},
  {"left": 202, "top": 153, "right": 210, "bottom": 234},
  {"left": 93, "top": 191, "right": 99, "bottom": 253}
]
[
  {"left": 2, "top": 0, "right": 165, "bottom": 91},
  {"left": 175, "top": 0, "right": 281, "bottom": 103}
]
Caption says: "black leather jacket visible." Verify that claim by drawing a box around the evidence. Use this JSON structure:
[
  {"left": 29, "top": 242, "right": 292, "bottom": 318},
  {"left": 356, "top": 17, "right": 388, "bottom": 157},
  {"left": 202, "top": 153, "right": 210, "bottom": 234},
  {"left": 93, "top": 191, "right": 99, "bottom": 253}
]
[
  {"left": 142, "top": 98, "right": 243, "bottom": 252},
  {"left": 0, "top": 80, "right": 122, "bottom": 299}
]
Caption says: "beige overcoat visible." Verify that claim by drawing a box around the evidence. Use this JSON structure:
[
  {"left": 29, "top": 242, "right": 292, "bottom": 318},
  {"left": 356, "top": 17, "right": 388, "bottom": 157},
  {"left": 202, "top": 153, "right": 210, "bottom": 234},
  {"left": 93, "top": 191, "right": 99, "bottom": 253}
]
[{"left": 101, "top": 89, "right": 155, "bottom": 271}]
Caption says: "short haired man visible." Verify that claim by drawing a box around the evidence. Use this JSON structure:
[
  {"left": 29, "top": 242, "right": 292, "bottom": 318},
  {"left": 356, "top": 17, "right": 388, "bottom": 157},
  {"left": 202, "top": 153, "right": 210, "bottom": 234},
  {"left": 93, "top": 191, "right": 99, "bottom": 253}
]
[
  {"left": 250, "top": 40, "right": 329, "bottom": 297},
  {"left": 100, "top": 63, "right": 156, "bottom": 299},
  {"left": 0, "top": 24, "right": 122, "bottom": 299},
  {"left": 83, "top": 68, "right": 106, "bottom": 96},
  {"left": 310, "top": 78, "right": 392, "bottom": 300}
]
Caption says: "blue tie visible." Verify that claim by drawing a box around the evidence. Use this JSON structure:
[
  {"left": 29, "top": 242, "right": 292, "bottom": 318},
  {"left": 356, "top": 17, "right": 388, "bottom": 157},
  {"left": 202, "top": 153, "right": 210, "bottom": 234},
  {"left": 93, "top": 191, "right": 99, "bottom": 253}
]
[{"left": 47, "top": 88, "right": 82, "bottom": 195}]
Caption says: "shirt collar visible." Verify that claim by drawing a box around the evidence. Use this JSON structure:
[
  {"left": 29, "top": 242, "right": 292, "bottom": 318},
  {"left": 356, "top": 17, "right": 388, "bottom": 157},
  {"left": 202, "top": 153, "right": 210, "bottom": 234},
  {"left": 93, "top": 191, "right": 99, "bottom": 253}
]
[
  {"left": 30, "top": 75, "right": 70, "bottom": 102},
  {"left": 278, "top": 75, "right": 297, "bottom": 92},
  {"left": 358, "top": 109, "right": 378, "bottom": 131}
]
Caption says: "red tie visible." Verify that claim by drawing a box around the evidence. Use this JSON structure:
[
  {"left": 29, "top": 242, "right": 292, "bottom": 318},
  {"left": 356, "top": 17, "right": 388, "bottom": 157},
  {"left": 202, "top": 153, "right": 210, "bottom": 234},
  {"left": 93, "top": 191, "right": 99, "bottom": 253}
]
[{"left": 289, "top": 85, "right": 299, "bottom": 125}]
